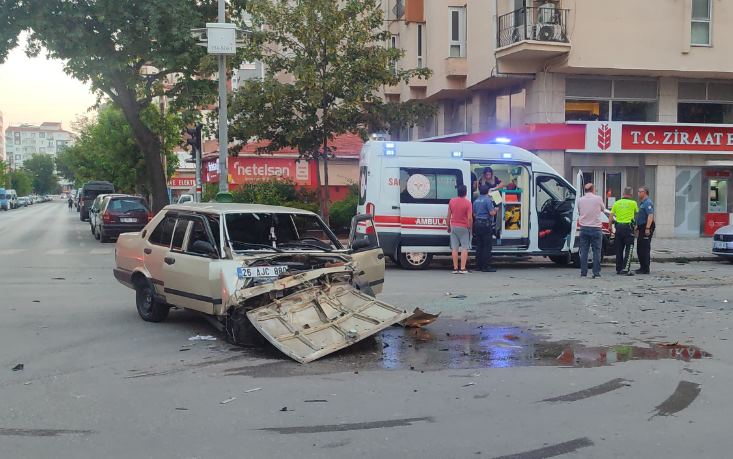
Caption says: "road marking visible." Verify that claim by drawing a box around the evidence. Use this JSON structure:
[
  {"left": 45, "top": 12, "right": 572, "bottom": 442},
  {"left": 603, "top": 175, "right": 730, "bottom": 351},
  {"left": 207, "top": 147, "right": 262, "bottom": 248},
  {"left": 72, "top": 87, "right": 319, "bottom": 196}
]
[
  {"left": 0, "top": 249, "right": 26, "bottom": 255},
  {"left": 89, "top": 248, "right": 112, "bottom": 255},
  {"left": 46, "top": 249, "right": 68, "bottom": 255}
]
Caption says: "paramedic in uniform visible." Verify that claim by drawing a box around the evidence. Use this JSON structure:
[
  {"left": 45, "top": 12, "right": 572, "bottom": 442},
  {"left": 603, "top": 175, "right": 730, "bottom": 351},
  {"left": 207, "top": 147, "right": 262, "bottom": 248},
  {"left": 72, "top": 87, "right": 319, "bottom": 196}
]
[
  {"left": 635, "top": 186, "right": 655, "bottom": 274},
  {"left": 447, "top": 185, "right": 473, "bottom": 274},
  {"left": 473, "top": 185, "right": 498, "bottom": 272},
  {"left": 610, "top": 187, "right": 638, "bottom": 275}
]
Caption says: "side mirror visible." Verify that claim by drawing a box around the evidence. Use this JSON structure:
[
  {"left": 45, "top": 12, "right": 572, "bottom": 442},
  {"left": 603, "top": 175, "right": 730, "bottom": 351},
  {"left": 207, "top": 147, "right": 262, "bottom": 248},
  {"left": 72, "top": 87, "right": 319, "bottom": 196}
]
[{"left": 192, "top": 240, "right": 218, "bottom": 257}]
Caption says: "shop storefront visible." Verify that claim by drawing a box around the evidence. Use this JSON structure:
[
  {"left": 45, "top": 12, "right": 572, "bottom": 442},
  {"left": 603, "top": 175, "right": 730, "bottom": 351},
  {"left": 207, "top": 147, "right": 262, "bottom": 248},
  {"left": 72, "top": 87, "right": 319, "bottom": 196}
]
[{"left": 435, "top": 122, "right": 733, "bottom": 237}]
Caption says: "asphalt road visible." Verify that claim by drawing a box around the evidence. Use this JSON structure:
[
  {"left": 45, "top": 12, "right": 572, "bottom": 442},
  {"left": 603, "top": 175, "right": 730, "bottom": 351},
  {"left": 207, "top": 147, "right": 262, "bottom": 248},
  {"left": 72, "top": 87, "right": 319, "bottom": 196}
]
[{"left": 1, "top": 201, "right": 732, "bottom": 458}]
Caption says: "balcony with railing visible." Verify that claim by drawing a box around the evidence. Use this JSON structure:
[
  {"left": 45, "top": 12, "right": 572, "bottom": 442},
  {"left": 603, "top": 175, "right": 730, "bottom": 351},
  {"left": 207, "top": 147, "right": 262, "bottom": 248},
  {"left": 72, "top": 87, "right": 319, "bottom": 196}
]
[{"left": 496, "top": 6, "right": 571, "bottom": 68}]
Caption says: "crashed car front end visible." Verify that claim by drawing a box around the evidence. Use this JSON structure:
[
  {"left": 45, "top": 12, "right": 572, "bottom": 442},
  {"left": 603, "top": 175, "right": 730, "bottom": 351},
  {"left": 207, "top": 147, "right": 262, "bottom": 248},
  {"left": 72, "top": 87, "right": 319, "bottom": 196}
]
[{"left": 220, "top": 254, "right": 411, "bottom": 363}]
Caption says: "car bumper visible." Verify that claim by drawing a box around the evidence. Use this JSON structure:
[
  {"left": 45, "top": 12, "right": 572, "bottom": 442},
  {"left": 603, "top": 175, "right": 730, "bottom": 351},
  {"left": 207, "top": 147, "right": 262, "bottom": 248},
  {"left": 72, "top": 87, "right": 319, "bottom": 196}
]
[{"left": 101, "top": 223, "right": 147, "bottom": 237}]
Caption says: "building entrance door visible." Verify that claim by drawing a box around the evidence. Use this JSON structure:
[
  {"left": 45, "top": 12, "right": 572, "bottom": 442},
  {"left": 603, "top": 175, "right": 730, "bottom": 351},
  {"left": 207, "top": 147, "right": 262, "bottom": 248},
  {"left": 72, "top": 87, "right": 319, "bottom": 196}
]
[
  {"left": 573, "top": 168, "right": 626, "bottom": 208},
  {"left": 674, "top": 167, "right": 702, "bottom": 237}
]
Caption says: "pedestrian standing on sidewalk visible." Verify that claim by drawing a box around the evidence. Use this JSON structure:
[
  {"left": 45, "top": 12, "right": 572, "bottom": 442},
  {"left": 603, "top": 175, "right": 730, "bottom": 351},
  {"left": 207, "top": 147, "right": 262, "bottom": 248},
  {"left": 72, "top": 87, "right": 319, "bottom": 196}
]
[
  {"left": 577, "top": 183, "right": 609, "bottom": 278},
  {"left": 473, "top": 185, "right": 498, "bottom": 272},
  {"left": 635, "top": 186, "right": 655, "bottom": 274},
  {"left": 447, "top": 184, "right": 473, "bottom": 274},
  {"left": 610, "top": 187, "right": 638, "bottom": 275}
]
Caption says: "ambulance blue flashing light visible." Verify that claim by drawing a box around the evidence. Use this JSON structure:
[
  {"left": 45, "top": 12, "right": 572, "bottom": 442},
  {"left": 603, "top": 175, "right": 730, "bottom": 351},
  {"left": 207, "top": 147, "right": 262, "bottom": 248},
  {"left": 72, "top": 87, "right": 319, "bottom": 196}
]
[
  {"left": 494, "top": 137, "right": 511, "bottom": 144},
  {"left": 383, "top": 142, "right": 397, "bottom": 156},
  {"left": 451, "top": 150, "right": 463, "bottom": 158}
]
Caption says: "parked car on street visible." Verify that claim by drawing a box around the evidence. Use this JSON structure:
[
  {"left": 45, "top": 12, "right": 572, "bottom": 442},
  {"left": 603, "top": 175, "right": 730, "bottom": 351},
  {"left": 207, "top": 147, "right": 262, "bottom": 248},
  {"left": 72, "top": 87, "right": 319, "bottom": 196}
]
[
  {"left": 712, "top": 224, "right": 733, "bottom": 262},
  {"left": 113, "top": 203, "right": 400, "bottom": 363},
  {"left": 17, "top": 197, "right": 29, "bottom": 207},
  {"left": 91, "top": 195, "right": 152, "bottom": 242},
  {"left": 79, "top": 181, "right": 115, "bottom": 221},
  {"left": 177, "top": 194, "right": 194, "bottom": 204},
  {"left": 88, "top": 193, "right": 126, "bottom": 236}
]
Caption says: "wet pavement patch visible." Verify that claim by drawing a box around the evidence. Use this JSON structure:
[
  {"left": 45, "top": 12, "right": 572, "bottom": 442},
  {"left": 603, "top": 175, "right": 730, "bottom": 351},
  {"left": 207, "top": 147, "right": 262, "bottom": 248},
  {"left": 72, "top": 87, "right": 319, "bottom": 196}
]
[
  {"left": 541, "top": 378, "right": 632, "bottom": 403},
  {"left": 222, "top": 320, "right": 711, "bottom": 377},
  {"left": 491, "top": 437, "right": 593, "bottom": 459},
  {"left": 259, "top": 416, "right": 434, "bottom": 434},
  {"left": 651, "top": 380, "right": 701, "bottom": 419}
]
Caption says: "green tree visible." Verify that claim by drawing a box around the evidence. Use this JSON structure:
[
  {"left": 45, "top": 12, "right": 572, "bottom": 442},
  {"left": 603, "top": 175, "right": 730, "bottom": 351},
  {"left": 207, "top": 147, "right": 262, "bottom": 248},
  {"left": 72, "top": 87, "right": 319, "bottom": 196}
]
[
  {"left": 56, "top": 105, "right": 179, "bottom": 196},
  {"left": 0, "top": 161, "right": 8, "bottom": 188},
  {"left": 228, "top": 0, "right": 434, "bottom": 223},
  {"left": 0, "top": 0, "right": 247, "bottom": 211},
  {"left": 9, "top": 170, "right": 32, "bottom": 196},
  {"left": 24, "top": 154, "right": 58, "bottom": 194}
]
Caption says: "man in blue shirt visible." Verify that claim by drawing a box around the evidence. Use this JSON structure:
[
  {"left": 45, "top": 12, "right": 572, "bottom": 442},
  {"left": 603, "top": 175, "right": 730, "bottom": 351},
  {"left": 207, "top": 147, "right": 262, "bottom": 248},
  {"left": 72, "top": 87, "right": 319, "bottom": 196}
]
[
  {"left": 635, "top": 185, "right": 655, "bottom": 274},
  {"left": 473, "top": 185, "right": 498, "bottom": 272}
]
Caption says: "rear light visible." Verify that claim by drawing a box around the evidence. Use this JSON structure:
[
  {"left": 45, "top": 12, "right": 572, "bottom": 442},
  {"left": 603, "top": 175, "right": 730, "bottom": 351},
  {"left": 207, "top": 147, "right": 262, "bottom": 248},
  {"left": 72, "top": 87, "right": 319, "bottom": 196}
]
[
  {"left": 147, "top": 212, "right": 153, "bottom": 222},
  {"left": 102, "top": 211, "right": 111, "bottom": 223},
  {"left": 365, "top": 202, "right": 375, "bottom": 216}
]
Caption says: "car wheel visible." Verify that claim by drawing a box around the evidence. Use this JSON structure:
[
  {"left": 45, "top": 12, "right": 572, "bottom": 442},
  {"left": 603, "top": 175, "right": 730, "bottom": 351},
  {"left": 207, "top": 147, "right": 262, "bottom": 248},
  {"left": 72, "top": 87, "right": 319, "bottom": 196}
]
[
  {"left": 399, "top": 251, "right": 433, "bottom": 270},
  {"left": 99, "top": 229, "right": 111, "bottom": 243},
  {"left": 94, "top": 225, "right": 100, "bottom": 240},
  {"left": 135, "top": 279, "right": 169, "bottom": 322}
]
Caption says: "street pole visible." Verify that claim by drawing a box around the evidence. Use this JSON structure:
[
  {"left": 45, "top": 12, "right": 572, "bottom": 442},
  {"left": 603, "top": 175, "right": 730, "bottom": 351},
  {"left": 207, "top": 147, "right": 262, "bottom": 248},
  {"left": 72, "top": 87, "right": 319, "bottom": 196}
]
[
  {"left": 195, "top": 142, "right": 202, "bottom": 203},
  {"left": 217, "top": 0, "right": 228, "bottom": 194}
]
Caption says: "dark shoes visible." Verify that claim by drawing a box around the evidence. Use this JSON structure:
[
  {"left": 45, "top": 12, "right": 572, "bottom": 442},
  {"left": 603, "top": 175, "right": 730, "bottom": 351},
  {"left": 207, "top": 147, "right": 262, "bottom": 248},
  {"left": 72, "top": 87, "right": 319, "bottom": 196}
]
[
  {"left": 592, "top": 274, "right": 601, "bottom": 279},
  {"left": 634, "top": 269, "right": 650, "bottom": 274}
]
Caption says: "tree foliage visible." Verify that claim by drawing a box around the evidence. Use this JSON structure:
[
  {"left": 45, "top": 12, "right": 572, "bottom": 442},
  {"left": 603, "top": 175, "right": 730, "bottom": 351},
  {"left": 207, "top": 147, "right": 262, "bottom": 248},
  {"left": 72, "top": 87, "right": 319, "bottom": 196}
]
[
  {"left": 230, "top": 180, "right": 319, "bottom": 213},
  {"left": 229, "top": 0, "right": 435, "bottom": 222},
  {"left": 56, "top": 105, "right": 179, "bottom": 195},
  {"left": 0, "top": 161, "right": 8, "bottom": 188},
  {"left": 9, "top": 170, "right": 32, "bottom": 196},
  {"left": 0, "top": 0, "right": 248, "bottom": 211},
  {"left": 23, "top": 154, "right": 58, "bottom": 194}
]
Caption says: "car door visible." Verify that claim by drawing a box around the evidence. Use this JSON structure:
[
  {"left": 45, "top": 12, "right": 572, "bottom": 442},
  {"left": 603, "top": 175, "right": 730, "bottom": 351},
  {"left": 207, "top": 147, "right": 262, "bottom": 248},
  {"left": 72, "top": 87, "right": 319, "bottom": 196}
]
[
  {"left": 568, "top": 170, "right": 583, "bottom": 252},
  {"left": 348, "top": 214, "right": 385, "bottom": 295},
  {"left": 162, "top": 215, "right": 221, "bottom": 314},
  {"left": 144, "top": 213, "right": 177, "bottom": 294}
]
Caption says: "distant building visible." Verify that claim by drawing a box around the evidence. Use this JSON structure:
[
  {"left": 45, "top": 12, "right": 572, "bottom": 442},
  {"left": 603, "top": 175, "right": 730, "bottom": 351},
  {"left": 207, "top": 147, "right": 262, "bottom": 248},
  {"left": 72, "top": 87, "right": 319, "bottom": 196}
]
[
  {"left": 4, "top": 122, "right": 74, "bottom": 169},
  {"left": 0, "top": 111, "right": 5, "bottom": 162}
]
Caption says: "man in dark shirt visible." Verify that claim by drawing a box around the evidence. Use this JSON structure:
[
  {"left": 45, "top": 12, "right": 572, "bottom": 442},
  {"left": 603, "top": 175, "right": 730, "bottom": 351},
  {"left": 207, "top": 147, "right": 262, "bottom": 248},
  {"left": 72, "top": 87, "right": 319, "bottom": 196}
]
[
  {"left": 472, "top": 185, "right": 497, "bottom": 272},
  {"left": 635, "top": 186, "right": 655, "bottom": 274}
]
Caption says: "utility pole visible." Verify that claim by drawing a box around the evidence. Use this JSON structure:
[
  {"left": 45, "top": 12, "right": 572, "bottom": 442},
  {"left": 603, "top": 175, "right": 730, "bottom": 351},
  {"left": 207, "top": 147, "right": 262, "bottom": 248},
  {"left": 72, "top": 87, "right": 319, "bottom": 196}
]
[{"left": 217, "top": 0, "right": 228, "bottom": 194}]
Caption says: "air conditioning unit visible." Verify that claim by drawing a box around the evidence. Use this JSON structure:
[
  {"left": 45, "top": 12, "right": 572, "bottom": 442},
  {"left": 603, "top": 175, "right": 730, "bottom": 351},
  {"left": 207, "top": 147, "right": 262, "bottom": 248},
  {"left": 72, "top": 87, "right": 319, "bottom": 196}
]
[{"left": 534, "top": 23, "right": 563, "bottom": 42}]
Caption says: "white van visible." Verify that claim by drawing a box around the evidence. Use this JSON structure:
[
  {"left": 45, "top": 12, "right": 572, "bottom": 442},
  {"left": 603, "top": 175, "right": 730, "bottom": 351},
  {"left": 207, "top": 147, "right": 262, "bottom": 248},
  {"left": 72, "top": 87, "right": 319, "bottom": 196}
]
[{"left": 357, "top": 141, "right": 611, "bottom": 269}]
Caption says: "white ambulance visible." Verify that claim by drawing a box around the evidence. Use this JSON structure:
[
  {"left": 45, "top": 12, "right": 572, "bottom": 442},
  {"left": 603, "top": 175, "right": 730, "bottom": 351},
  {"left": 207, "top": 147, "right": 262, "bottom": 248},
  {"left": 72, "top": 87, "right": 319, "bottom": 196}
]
[{"left": 357, "top": 140, "right": 611, "bottom": 269}]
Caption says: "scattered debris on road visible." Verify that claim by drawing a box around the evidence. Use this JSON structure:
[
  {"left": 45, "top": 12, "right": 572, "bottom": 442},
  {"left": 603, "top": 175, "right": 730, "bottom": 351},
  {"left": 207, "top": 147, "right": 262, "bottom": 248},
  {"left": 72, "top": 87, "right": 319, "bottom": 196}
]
[
  {"left": 400, "top": 308, "right": 440, "bottom": 328},
  {"left": 188, "top": 335, "right": 217, "bottom": 341},
  {"left": 11, "top": 364, "right": 24, "bottom": 371}
]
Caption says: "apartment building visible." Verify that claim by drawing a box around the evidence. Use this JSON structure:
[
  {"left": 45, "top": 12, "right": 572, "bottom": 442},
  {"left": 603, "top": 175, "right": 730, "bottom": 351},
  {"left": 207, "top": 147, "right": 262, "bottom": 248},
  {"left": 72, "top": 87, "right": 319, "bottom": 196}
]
[
  {"left": 385, "top": 0, "right": 733, "bottom": 237},
  {"left": 4, "top": 122, "right": 73, "bottom": 169}
]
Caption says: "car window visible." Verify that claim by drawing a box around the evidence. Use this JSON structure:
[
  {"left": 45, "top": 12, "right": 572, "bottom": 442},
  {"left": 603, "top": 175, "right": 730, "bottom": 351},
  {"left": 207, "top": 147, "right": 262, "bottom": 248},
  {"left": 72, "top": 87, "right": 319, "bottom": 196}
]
[
  {"left": 108, "top": 198, "right": 148, "bottom": 213},
  {"left": 149, "top": 216, "right": 176, "bottom": 247},
  {"left": 207, "top": 215, "right": 221, "bottom": 249},
  {"left": 186, "top": 219, "right": 217, "bottom": 256},
  {"left": 224, "top": 212, "right": 338, "bottom": 252},
  {"left": 291, "top": 214, "right": 338, "bottom": 248},
  {"left": 536, "top": 175, "right": 575, "bottom": 212},
  {"left": 171, "top": 219, "right": 189, "bottom": 251},
  {"left": 399, "top": 168, "right": 463, "bottom": 204}
]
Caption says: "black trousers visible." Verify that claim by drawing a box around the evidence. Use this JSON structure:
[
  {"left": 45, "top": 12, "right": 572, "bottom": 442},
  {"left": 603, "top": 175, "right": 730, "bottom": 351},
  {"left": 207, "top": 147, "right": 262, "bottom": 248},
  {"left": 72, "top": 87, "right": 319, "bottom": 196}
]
[
  {"left": 474, "top": 221, "right": 493, "bottom": 270},
  {"left": 614, "top": 223, "right": 634, "bottom": 272},
  {"left": 636, "top": 224, "right": 652, "bottom": 273}
]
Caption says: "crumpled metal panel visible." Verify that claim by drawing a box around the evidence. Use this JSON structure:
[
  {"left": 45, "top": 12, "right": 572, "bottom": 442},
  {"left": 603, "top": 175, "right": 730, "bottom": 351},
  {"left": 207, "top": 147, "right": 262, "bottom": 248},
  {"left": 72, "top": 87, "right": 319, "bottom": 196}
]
[{"left": 247, "top": 282, "right": 410, "bottom": 363}]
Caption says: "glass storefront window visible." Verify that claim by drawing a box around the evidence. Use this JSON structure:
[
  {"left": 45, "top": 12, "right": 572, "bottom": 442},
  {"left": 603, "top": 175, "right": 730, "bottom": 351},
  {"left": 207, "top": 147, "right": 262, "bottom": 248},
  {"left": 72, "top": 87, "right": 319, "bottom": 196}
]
[
  {"left": 611, "top": 101, "right": 658, "bottom": 122},
  {"left": 708, "top": 179, "right": 728, "bottom": 213},
  {"left": 565, "top": 100, "right": 609, "bottom": 121},
  {"left": 678, "top": 103, "right": 733, "bottom": 124}
]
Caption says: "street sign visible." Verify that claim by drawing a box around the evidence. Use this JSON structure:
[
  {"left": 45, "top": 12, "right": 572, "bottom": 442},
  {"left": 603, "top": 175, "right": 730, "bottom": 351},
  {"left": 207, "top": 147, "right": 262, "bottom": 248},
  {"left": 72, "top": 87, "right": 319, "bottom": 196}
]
[{"left": 206, "top": 23, "right": 237, "bottom": 55}]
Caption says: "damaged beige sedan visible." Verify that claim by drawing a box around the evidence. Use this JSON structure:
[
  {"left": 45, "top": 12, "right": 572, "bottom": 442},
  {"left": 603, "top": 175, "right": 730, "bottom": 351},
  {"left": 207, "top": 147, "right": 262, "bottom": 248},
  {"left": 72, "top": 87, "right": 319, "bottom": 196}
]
[{"left": 113, "top": 203, "right": 411, "bottom": 363}]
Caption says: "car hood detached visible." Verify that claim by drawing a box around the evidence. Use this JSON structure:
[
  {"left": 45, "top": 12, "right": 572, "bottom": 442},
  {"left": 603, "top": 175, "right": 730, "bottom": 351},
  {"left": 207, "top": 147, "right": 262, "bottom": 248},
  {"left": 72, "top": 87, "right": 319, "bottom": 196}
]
[{"left": 246, "top": 280, "right": 411, "bottom": 364}]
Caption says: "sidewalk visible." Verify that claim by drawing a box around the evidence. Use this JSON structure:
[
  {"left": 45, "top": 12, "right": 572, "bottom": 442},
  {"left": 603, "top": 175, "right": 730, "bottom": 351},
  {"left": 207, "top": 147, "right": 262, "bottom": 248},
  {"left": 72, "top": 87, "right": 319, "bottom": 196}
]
[{"left": 650, "top": 237, "right": 718, "bottom": 262}]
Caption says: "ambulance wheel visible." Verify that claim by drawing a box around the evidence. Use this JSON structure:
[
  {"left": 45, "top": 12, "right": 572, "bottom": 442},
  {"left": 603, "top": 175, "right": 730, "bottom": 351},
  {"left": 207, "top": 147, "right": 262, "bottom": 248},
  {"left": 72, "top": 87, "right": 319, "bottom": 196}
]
[
  {"left": 399, "top": 251, "right": 432, "bottom": 270},
  {"left": 549, "top": 255, "right": 572, "bottom": 266}
]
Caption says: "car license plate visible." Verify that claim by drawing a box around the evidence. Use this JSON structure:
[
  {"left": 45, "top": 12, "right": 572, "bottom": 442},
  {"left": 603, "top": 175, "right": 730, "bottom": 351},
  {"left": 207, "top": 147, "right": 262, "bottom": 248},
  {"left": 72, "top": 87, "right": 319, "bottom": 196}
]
[
  {"left": 237, "top": 265, "right": 288, "bottom": 279},
  {"left": 714, "top": 241, "right": 728, "bottom": 250},
  {"left": 120, "top": 218, "right": 138, "bottom": 223}
]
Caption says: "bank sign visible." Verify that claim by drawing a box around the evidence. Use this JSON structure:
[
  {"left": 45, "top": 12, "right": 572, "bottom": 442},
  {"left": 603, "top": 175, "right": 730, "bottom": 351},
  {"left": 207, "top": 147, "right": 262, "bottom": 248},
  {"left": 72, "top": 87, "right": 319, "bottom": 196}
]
[{"left": 569, "top": 122, "right": 733, "bottom": 154}]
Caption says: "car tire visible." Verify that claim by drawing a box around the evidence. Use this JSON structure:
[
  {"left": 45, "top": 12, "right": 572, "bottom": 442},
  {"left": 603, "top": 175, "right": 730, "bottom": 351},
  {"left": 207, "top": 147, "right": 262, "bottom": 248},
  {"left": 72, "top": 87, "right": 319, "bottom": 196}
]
[
  {"left": 94, "top": 225, "right": 100, "bottom": 240},
  {"left": 99, "top": 229, "right": 111, "bottom": 243},
  {"left": 135, "top": 279, "right": 169, "bottom": 323},
  {"left": 398, "top": 251, "right": 433, "bottom": 270}
]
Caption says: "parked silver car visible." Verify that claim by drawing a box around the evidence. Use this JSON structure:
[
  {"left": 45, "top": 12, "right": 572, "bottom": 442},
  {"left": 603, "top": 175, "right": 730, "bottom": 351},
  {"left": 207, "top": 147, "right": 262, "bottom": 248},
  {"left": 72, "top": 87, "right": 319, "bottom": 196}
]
[{"left": 712, "top": 224, "right": 733, "bottom": 262}]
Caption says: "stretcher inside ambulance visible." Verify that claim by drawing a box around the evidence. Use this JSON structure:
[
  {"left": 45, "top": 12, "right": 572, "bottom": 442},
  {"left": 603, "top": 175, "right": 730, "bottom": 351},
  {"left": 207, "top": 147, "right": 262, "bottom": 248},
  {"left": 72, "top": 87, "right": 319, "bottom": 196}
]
[{"left": 357, "top": 141, "right": 612, "bottom": 269}]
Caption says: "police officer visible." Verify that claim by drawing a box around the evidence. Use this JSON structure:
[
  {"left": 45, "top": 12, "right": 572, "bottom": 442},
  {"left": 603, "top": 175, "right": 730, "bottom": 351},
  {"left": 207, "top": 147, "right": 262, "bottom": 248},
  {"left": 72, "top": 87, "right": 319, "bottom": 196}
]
[
  {"left": 635, "top": 185, "right": 655, "bottom": 274},
  {"left": 473, "top": 185, "right": 498, "bottom": 272},
  {"left": 610, "top": 187, "right": 638, "bottom": 275}
]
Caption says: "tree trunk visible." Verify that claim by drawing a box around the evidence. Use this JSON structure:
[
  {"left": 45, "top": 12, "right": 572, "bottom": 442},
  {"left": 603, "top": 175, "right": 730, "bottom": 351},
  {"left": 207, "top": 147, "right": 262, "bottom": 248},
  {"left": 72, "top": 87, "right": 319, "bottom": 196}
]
[
  {"left": 322, "top": 137, "right": 330, "bottom": 225},
  {"left": 313, "top": 153, "right": 325, "bottom": 220},
  {"left": 112, "top": 83, "right": 169, "bottom": 213}
]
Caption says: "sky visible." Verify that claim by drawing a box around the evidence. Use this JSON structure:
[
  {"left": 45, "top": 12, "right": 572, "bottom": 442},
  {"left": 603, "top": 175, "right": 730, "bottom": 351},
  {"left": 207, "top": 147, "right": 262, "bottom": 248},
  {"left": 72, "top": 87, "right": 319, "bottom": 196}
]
[{"left": 0, "top": 36, "right": 97, "bottom": 133}]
